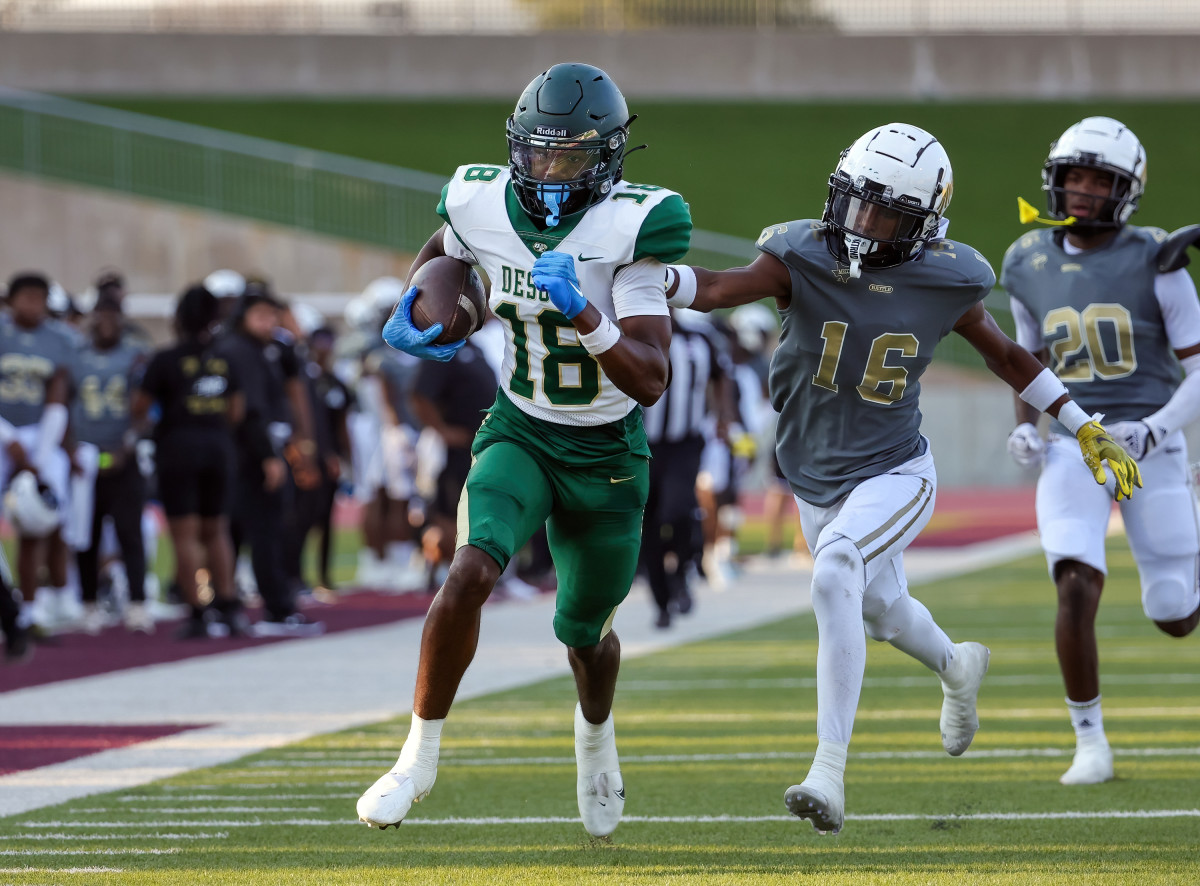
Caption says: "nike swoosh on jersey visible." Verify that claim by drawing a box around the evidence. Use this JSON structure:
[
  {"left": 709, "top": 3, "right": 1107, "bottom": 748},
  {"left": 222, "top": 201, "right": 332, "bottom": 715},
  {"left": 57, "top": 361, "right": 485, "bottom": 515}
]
[
  {"left": 610, "top": 476, "right": 635, "bottom": 484},
  {"left": 578, "top": 255, "right": 604, "bottom": 262}
]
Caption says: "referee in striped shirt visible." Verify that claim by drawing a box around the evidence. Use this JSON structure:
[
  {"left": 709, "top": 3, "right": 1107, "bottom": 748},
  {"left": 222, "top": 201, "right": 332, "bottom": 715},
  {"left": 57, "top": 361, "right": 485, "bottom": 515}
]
[{"left": 640, "top": 309, "right": 733, "bottom": 629}]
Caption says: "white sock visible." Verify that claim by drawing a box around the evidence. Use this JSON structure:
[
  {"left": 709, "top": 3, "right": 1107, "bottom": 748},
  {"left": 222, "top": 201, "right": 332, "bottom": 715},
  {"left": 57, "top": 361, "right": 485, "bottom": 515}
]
[
  {"left": 17, "top": 601, "right": 33, "bottom": 630},
  {"left": 397, "top": 714, "right": 443, "bottom": 772},
  {"left": 576, "top": 705, "right": 615, "bottom": 746},
  {"left": 1066, "top": 695, "right": 1107, "bottom": 747},
  {"left": 806, "top": 740, "right": 848, "bottom": 791},
  {"left": 575, "top": 703, "right": 618, "bottom": 772}
]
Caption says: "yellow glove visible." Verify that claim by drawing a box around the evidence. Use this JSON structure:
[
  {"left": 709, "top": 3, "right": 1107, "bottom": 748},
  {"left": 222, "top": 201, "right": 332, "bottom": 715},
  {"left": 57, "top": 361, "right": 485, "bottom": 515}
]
[{"left": 1076, "top": 420, "right": 1143, "bottom": 501}]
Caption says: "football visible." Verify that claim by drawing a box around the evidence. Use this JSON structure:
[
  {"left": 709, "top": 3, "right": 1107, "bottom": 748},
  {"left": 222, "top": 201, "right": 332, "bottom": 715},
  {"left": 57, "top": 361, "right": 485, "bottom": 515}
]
[{"left": 408, "top": 256, "right": 488, "bottom": 345}]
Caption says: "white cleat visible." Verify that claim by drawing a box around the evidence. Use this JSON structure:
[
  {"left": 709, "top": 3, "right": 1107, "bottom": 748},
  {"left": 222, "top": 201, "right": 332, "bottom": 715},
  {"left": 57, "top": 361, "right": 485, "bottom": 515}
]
[
  {"left": 356, "top": 764, "right": 436, "bottom": 830},
  {"left": 575, "top": 705, "right": 625, "bottom": 838},
  {"left": 784, "top": 780, "right": 845, "bottom": 836},
  {"left": 124, "top": 602, "right": 156, "bottom": 634},
  {"left": 1060, "top": 742, "right": 1114, "bottom": 785},
  {"left": 939, "top": 641, "right": 990, "bottom": 756}
]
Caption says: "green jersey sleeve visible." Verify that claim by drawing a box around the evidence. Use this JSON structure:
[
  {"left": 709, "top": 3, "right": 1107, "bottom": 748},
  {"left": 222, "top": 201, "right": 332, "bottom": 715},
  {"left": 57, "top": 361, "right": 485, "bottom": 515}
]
[
  {"left": 435, "top": 181, "right": 452, "bottom": 226},
  {"left": 633, "top": 194, "right": 693, "bottom": 264}
]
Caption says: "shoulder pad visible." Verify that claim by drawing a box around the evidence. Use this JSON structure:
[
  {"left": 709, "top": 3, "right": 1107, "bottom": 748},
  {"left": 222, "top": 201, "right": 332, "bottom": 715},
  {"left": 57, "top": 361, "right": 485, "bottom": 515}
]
[{"left": 1156, "top": 224, "right": 1200, "bottom": 273}]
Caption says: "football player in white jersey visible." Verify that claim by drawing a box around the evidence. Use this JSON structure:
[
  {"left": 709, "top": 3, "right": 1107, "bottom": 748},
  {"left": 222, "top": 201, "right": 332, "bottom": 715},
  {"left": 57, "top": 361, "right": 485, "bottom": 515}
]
[
  {"left": 1004, "top": 118, "right": 1200, "bottom": 785},
  {"left": 356, "top": 63, "right": 691, "bottom": 839}
]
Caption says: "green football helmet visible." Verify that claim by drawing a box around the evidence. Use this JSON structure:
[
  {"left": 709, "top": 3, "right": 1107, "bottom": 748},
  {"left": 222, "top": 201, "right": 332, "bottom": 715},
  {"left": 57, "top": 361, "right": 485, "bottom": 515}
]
[{"left": 506, "top": 63, "right": 634, "bottom": 227}]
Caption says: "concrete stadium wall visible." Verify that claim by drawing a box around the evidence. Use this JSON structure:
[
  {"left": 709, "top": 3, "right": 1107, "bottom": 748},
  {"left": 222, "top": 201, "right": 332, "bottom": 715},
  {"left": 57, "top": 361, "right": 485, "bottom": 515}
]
[
  {"left": 1, "top": 32, "right": 1198, "bottom": 99},
  {"left": 0, "top": 172, "right": 412, "bottom": 298}
]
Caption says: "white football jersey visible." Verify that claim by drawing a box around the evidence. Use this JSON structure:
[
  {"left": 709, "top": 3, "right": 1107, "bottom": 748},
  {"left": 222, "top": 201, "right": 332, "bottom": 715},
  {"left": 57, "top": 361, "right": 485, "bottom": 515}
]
[{"left": 437, "top": 164, "right": 691, "bottom": 426}]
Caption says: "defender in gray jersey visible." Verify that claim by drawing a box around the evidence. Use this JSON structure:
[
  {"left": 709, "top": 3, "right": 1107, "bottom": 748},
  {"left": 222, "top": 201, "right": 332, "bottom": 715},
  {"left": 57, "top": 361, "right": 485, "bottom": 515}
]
[
  {"left": 666, "top": 123, "right": 1140, "bottom": 835},
  {"left": 0, "top": 272, "right": 75, "bottom": 634},
  {"left": 1004, "top": 117, "right": 1200, "bottom": 786}
]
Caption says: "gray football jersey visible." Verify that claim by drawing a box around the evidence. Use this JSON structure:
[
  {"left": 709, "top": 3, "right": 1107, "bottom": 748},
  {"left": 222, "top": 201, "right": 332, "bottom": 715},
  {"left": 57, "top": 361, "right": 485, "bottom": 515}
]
[
  {"left": 0, "top": 315, "right": 73, "bottom": 427},
  {"left": 71, "top": 341, "right": 145, "bottom": 450},
  {"left": 761, "top": 220, "right": 995, "bottom": 506},
  {"left": 1002, "top": 226, "right": 1175, "bottom": 434}
]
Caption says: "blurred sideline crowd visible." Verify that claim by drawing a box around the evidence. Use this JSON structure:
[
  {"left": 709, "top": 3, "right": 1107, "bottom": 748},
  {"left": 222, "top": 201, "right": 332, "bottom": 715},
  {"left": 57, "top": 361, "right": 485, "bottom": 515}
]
[{"left": 0, "top": 266, "right": 787, "bottom": 662}]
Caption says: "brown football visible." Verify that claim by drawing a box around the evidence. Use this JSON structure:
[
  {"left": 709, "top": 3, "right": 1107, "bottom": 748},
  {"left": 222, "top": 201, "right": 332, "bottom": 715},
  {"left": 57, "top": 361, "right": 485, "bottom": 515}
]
[{"left": 408, "top": 257, "right": 488, "bottom": 345}]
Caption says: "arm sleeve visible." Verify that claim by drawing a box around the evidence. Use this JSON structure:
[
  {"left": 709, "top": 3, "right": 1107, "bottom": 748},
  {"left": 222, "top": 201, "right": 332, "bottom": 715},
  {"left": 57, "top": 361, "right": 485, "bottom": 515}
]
[
  {"left": 1155, "top": 268, "right": 1200, "bottom": 351},
  {"left": 1009, "top": 296, "right": 1043, "bottom": 352},
  {"left": 611, "top": 258, "right": 670, "bottom": 320}
]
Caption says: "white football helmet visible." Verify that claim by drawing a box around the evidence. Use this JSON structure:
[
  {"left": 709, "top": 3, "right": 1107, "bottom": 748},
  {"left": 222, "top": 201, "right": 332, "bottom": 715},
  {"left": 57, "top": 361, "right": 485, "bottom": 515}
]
[
  {"left": 4, "top": 471, "right": 61, "bottom": 538},
  {"left": 204, "top": 269, "right": 246, "bottom": 300},
  {"left": 362, "top": 277, "right": 407, "bottom": 319},
  {"left": 729, "top": 303, "right": 777, "bottom": 352},
  {"left": 823, "top": 123, "right": 953, "bottom": 278},
  {"left": 1042, "top": 116, "right": 1146, "bottom": 230}
]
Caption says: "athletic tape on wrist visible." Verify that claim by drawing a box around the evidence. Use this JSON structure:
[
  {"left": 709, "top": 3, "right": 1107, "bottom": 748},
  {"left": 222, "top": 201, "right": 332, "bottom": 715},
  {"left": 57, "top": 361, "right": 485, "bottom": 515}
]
[
  {"left": 1018, "top": 367, "right": 1069, "bottom": 413},
  {"left": 1056, "top": 401, "right": 1092, "bottom": 436},
  {"left": 578, "top": 314, "right": 621, "bottom": 355},
  {"left": 666, "top": 265, "right": 697, "bottom": 309}
]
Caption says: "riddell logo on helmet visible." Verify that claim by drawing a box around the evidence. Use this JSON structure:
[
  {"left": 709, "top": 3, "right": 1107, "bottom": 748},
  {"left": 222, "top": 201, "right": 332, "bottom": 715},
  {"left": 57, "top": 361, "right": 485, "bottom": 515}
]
[{"left": 536, "top": 126, "right": 570, "bottom": 137}]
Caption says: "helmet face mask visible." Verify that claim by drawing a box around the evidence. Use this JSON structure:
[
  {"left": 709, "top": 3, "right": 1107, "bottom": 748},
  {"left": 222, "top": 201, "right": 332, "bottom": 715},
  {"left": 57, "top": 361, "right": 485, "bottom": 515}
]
[
  {"left": 821, "top": 123, "right": 951, "bottom": 277},
  {"left": 1042, "top": 116, "right": 1146, "bottom": 232},
  {"left": 507, "top": 64, "right": 632, "bottom": 227}
]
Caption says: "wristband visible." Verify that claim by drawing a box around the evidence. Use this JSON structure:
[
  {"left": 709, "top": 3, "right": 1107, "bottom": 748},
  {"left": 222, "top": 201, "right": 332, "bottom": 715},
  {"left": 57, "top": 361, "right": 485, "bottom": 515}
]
[
  {"left": 578, "top": 314, "right": 622, "bottom": 356},
  {"left": 1057, "top": 401, "right": 1093, "bottom": 436},
  {"left": 1018, "top": 367, "right": 1069, "bottom": 413},
  {"left": 666, "top": 265, "right": 697, "bottom": 309}
]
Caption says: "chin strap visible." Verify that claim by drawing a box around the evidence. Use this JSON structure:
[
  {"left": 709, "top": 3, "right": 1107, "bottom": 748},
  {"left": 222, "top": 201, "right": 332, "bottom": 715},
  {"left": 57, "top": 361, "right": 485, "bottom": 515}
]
[
  {"left": 844, "top": 235, "right": 866, "bottom": 279},
  {"left": 1018, "top": 196, "right": 1076, "bottom": 227}
]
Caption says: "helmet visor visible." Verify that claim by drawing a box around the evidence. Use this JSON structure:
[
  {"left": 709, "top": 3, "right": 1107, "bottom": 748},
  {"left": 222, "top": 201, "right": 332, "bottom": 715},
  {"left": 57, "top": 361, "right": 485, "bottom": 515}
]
[
  {"left": 827, "top": 192, "right": 910, "bottom": 243},
  {"left": 509, "top": 129, "right": 603, "bottom": 184}
]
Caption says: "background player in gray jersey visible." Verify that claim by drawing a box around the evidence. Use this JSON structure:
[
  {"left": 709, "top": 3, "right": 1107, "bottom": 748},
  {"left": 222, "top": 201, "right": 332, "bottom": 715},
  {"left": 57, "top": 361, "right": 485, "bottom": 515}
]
[
  {"left": 666, "top": 122, "right": 1140, "bottom": 836},
  {"left": 69, "top": 293, "right": 152, "bottom": 634},
  {"left": 0, "top": 272, "right": 75, "bottom": 634},
  {"left": 1004, "top": 117, "right": 1200, "bottom": 786}
]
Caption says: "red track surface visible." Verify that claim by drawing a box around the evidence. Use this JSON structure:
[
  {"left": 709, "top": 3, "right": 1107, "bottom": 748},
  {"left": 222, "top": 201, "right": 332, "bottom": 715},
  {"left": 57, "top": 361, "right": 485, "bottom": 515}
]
[
  {"left": 0, "top": 724, "right": 207, "bottom": 775},
  {"left": 1, "top": 589, "right": 438, "bottom": 694}
]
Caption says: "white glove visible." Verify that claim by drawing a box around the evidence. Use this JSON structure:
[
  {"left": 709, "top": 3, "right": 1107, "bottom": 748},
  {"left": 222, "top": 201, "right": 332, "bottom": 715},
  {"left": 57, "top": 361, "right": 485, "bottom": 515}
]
[
  {"left": 1106, "top": 420, "right": 1161, "bottom": 461},
  {"left": 1006, "top": 422, "right": 1045, "bottom": 468}
]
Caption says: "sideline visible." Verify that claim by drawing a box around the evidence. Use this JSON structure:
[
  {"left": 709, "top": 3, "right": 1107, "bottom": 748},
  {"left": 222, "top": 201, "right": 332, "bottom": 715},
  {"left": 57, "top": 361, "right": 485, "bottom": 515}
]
[{"left": 0, "top": 532, "right": 1042, "bottom": 817}]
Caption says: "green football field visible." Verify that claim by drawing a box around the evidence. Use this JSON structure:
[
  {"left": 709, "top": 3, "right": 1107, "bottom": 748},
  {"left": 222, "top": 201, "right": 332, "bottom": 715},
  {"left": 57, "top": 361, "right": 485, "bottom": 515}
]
[
  {"left": 5, "top": 538, "right": 1199, "bottom": 885},
  {"left": 88, "top": 97, "right": 1200, "bottom": 280}
]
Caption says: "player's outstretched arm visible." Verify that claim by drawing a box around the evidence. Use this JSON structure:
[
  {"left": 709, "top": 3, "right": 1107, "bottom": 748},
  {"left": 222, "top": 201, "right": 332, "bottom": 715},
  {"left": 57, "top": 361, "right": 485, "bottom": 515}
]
[
  {"left": 530, "top": 250, "right": 670, "bottom": 406},
  {"left": 665, "top": 253, "right": 792, "bottom": 313},
  {"left": 954, "top": 303, "right": 1142, "bottom": 499}
]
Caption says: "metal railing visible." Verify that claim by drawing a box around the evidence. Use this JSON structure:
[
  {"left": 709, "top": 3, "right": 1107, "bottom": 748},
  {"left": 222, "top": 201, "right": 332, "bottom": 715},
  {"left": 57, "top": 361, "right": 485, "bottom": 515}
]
[
  {"left": 0, "top": 88, "right": 757, "bottom": 270},
  {"left": 0, "top": 89, "right": 1005, "bottom": 367},
  {"left": 0, "top": 0, "right": 1196, "bottom": 33}
]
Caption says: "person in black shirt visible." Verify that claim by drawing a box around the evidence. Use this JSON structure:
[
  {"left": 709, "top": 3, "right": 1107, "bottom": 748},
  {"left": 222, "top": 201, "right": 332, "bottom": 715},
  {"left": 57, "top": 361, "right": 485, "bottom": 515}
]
[
  {"left": 134, "top": 285, "right": 244, "bottom": 639},
  {"left": 303, "top": 327, "right": 354, "bottom": 591},
  {"left": 409, "top": 340, "right": 497, "bottom": 571},
  {"left": 217, "top": 283, "right": 323, "bottom": 637},
  {"left": 1, "top": 547, "right": 30, "bottom": 662}
]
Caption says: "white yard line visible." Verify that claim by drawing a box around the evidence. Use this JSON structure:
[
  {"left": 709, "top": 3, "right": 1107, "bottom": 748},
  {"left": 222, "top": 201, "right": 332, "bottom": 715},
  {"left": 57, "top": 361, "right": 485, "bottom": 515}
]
[
  {"left": 0, "top": 535, "right": 1040, "bottom": 817},
  {"left": 14, "top": 810, "right": 1200, "bottom": 829}
]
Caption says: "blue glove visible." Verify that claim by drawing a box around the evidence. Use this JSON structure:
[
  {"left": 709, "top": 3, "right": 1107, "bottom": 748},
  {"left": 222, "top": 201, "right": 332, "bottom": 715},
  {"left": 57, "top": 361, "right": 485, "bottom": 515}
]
[
  {"left": 530, "top": 251, "right": 587, "bottom": 319},
  {"left": 381, "top": 286, "right": 465, "bottom": 362}
]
